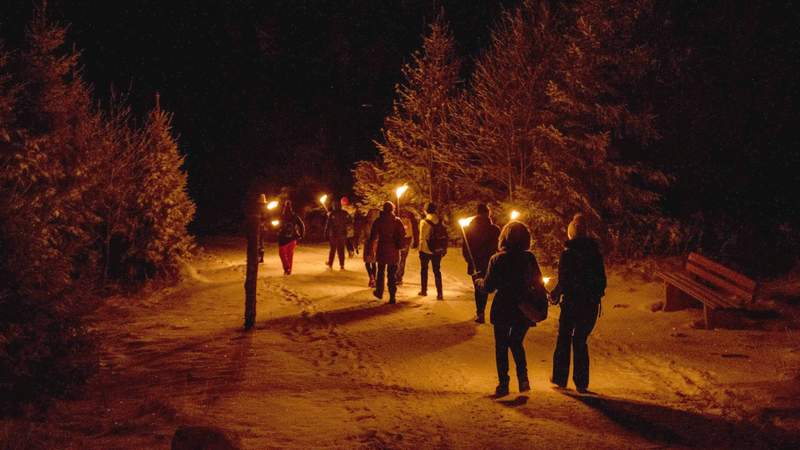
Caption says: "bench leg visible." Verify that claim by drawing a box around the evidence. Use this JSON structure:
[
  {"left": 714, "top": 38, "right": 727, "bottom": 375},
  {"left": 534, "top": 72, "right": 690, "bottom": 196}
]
[
  {"left": 703, "top": 304, "right": 714, "bottom": 329},
  {"left": 663, "top": 284, "right": 695, "bottom": 312}
]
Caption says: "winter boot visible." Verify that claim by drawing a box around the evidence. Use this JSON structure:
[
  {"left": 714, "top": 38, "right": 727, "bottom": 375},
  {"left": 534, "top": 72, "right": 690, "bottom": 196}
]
[
  {"left": 475, "top": 312, "right": 485, "bottom": 324},
  {"left": 494, "top": 383, "right": 509, "bottom": 398},
  {"left": 519, "top": 378, "right": 530, "bottom": 393}
]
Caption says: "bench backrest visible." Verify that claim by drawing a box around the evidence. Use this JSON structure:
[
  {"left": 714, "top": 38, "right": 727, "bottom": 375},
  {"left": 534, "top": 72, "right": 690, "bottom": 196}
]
[{"left": 685, "top": 252, "right": 757, "bottom": 301}]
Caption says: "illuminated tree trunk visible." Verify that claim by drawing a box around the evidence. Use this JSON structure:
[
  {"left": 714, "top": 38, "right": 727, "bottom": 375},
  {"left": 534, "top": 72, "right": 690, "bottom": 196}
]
[{"left": 244, "top": 209, "right": 260, "bottom": 330}]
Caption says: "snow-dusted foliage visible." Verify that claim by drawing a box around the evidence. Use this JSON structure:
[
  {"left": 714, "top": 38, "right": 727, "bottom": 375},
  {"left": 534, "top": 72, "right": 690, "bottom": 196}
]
[
  {"left": 354, "top": 15, "right": 464, "bottom": 212},
  {"left": 355, "top": 0, "right": 669, "bottom": 262},
  {"left": 125, "top": 106, "right": 195, "bottom": 279},
  {"left": 0, "top": 12, "right": 194, "bottom": 411}
]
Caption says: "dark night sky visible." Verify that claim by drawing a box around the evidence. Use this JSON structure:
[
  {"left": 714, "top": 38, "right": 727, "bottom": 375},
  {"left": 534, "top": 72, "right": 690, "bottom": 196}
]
[
  {"left": 1, "top": 1, "right": 799, "bottom": 231},
  {"left": 1, "top": 0, "right": 518, "bottom": 229}
]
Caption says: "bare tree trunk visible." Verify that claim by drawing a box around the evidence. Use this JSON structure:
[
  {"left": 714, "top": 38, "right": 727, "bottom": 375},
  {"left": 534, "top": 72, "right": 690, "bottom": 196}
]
[{"left": 244, "top": 212, "right": 260, "bottom": 330}]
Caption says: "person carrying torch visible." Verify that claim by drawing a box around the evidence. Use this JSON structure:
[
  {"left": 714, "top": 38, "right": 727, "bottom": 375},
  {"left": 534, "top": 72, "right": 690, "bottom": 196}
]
[{"left": 461, "top": 204, "right": 501, "bottom": 323}]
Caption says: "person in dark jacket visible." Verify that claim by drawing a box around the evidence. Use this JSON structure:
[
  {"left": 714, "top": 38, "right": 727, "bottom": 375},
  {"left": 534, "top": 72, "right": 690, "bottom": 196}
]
[
  {"left": 395, "top": 209, "right": 417, "bottom": 285},
  {"left": 325, "top": 198, "right": 351, "bottom": 270},
  {"left": 368, "top": 201, "right": 406, "bottom": 304},
  {"left": 549, "top": 213, "right": 606, "bottom": 394},
  {"left": 462, "top": 203, "right": 501, "bottom": 324},
  {"left": 277, "top": 200, "right": 305, "bottom": 275},
  {"left": 475, "top": 221, "right": 543, "bottom": 397},
  {"left": 362, "top": 208, "right": 380, "bottom": 287}
]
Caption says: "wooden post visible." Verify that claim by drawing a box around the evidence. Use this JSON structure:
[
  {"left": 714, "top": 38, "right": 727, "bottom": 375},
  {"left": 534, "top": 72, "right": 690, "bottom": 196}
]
[{"left": 244, "top": 195, "right": 265, "bottom": 330}]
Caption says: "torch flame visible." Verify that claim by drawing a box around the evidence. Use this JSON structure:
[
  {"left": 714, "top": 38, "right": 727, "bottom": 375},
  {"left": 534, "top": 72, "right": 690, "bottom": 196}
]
[
  {"left": 271, "top": 220, "right": 280, "bottom": 227},
  {"left": 542, "top": 276, "right": 551, "bottom": 285},
  {"left": 396, "top": 184, "right": 409, "bottom": 198},
  {"left": 319, "top": 194, "right": 328, "bottom": 205},
  {"left": 458, "top": 216, "right": 476, "bottom": 228},
  {"left": 510, "top": 210, "right": 521, "bottom": 220},
  {"left": 267, "top": 200, "right": 279, "bottom": 210}
]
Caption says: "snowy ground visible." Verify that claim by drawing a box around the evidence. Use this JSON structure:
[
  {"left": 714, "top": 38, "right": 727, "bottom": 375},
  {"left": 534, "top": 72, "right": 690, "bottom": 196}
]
[{"left": 10, "top": 237, "right": 800, "bottom": 449}]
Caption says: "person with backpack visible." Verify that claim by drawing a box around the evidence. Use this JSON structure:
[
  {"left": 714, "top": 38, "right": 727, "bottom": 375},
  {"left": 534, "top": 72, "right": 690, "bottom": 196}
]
[
  {"left": 362, "top": 208, "right": 380, "bottom": 287},
  {"left": 418, "top": 202, "right": 447, "bottom": 300},
  {"left": 277, "top": 200, "right": 305, "bottom": 275},
  {"left": 473, "top": 221, "right": 543, "bottom": 397},
  {"left": 462, "top": 203, "right": 501, "bottom": 323},
  {"left": 368, "top": 201, "right": 406, "bottom": 304},
  {"left": 395, "top": 209, "right": 417, "bottom": 286},
  {"left": 549, "top": 213, "right": 607, "bottom": 394},
  {"left": 324, "top": 198, "right": 351, "bottom": 270}
]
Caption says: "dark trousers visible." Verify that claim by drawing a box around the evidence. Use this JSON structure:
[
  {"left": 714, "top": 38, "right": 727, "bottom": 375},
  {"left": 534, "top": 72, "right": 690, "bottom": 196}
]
[
  {"left": 419, "top": 252, "right": 442, "bottom": 295},
  {"left": 365, "top": 262, "right": 377, "bottom": 280},
  {"left": 552, "top": 302, "right": 599, "bottom": 389},
  {"left": 474, "top": 282, "right": 488, "bottom": 315},
  {"left": 494, "top": 323, "right": 530, "bottom": 385},
  {"left": 396, "top": 248, "right": 409, "bottom": 282},
  {"left": 327, "top": 237, "right": 346, "bottom": 268},
  {"left": 376, "top": 263, "right": 398, "bottom": 300}
]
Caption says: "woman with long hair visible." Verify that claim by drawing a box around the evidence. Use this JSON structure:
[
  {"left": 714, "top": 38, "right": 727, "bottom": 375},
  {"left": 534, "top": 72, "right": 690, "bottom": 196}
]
[{"left": 475, "top": 221, "right": 544, "bottom": 397}]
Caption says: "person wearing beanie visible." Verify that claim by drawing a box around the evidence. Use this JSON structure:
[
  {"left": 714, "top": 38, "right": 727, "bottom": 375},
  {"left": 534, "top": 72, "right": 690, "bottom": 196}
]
[
  {"left": 462, "top": 203, "right": 501, "bottom": 323},
  {"left": 549, "top": 213, "right": 606, "bottom": 393},
  {"left": 418, "top": 202, "right": 446, "bottom": 299},
  {"left": 368, "top": 201, "right": 406, "bottom": 304}
]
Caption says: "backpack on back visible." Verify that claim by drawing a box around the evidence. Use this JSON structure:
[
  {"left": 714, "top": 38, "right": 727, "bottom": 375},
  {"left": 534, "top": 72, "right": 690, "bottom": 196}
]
[
  {"left": 279, "top": 218, "right": 299, "bottom": 241},
  {"left": 426, "top": 219, "right": 449, "bottom": 256}
]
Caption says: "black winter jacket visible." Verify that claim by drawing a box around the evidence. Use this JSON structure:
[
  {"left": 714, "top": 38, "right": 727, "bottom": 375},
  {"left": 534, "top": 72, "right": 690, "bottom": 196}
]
[
  {"left": 325, "top": 209, "right": 351, "bottom": 241},
  {"left": 479, "top": 250, "right": 543, "bottom": 326},
  {"left": 461, "top": 215, "right": 501, "bottom": 275},
  {"left": 277, "top": 213, "right": 305, "bottom": 246},
  {"left": 551, "top": 237, "right": 606, "bottom": 304}
]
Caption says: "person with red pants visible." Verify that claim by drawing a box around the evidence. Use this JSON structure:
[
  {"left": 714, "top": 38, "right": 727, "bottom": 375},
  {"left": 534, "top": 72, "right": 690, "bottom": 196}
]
[{"left": 277, "top": 200, "right": 305, "bottom": 275}]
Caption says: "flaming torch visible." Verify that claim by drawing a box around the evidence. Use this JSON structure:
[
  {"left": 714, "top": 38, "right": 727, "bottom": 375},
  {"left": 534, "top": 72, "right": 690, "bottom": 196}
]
[
  {"left": 319, "top": 194, "right": 328, "bottom": 212},
  {"left": 510, "top": 210, "right": 521, "bottom": 221},
  {"left": 395, "top": 184, "right": 409, "bottom": 214},
  {"left": 458, "top": 216, "right": 477, "bottom": 274},
  {"left": 267, "top": 200, "right": 279, "bottom": 211},
  {"left": 271, "top": 220, "right": 280, "bottom": 228}
]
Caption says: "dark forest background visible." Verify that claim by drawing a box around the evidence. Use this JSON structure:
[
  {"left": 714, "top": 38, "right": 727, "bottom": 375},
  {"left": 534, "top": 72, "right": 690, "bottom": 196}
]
[{"left": 2, "top": 0, "right": 796, "bottom": 235}]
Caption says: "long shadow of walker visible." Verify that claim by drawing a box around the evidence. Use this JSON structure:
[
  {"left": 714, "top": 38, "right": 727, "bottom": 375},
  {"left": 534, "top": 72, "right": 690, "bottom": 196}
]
[{"left": 568, "top": 393, "right": 800, "bottom": 449}]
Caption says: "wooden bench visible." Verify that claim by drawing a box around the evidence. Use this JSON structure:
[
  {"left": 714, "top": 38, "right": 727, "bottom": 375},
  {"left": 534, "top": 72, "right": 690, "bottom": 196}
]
[{"left": 655, "top": 252, "right": 758, "bottom": 329}]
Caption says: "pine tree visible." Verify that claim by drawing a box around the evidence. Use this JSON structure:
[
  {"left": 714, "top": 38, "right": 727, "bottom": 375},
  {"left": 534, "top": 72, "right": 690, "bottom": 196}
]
[
  {"left": 448, "top": 0, "right": 668, "bottom": 259},
  {"left": 0, "top": 13, "right": 100, "bottom": 410},
  {"left": 126, "top": 99, "right": 195, "bottom": 279},
  {"left": 355, "top": 14, "right": 462, "bottom": 210}
]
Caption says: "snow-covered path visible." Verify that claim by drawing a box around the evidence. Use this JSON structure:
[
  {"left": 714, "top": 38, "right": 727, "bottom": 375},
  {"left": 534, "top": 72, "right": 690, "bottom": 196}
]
[{"left": 47, "top": 238, "right": 800, "bottom": 449}]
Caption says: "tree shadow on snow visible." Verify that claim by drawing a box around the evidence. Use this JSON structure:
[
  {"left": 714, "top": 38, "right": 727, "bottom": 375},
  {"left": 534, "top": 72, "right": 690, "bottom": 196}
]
[
  {"left": 567, "top": 393, "right": 800, "bottom": 449},
  {"left": 255, "top": 301, "right": 413, "bottom": 330}
]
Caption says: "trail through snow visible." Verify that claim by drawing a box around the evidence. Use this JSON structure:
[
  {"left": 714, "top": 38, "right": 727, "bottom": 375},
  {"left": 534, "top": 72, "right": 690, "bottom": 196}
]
[{"left": 40, "top": 237, "right": 800, "bottom": 449}]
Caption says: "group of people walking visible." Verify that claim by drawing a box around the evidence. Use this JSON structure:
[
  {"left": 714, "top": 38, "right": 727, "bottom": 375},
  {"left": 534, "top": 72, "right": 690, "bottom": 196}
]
[
  {"left": 261, "top": 197, "right": 607, "bottom": 396},
  {"left": 360, "top": 201, "right": 446, "bottom": 304},
  {"left": 467, "top": 208, "right": 606, "bottom": 396}
]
